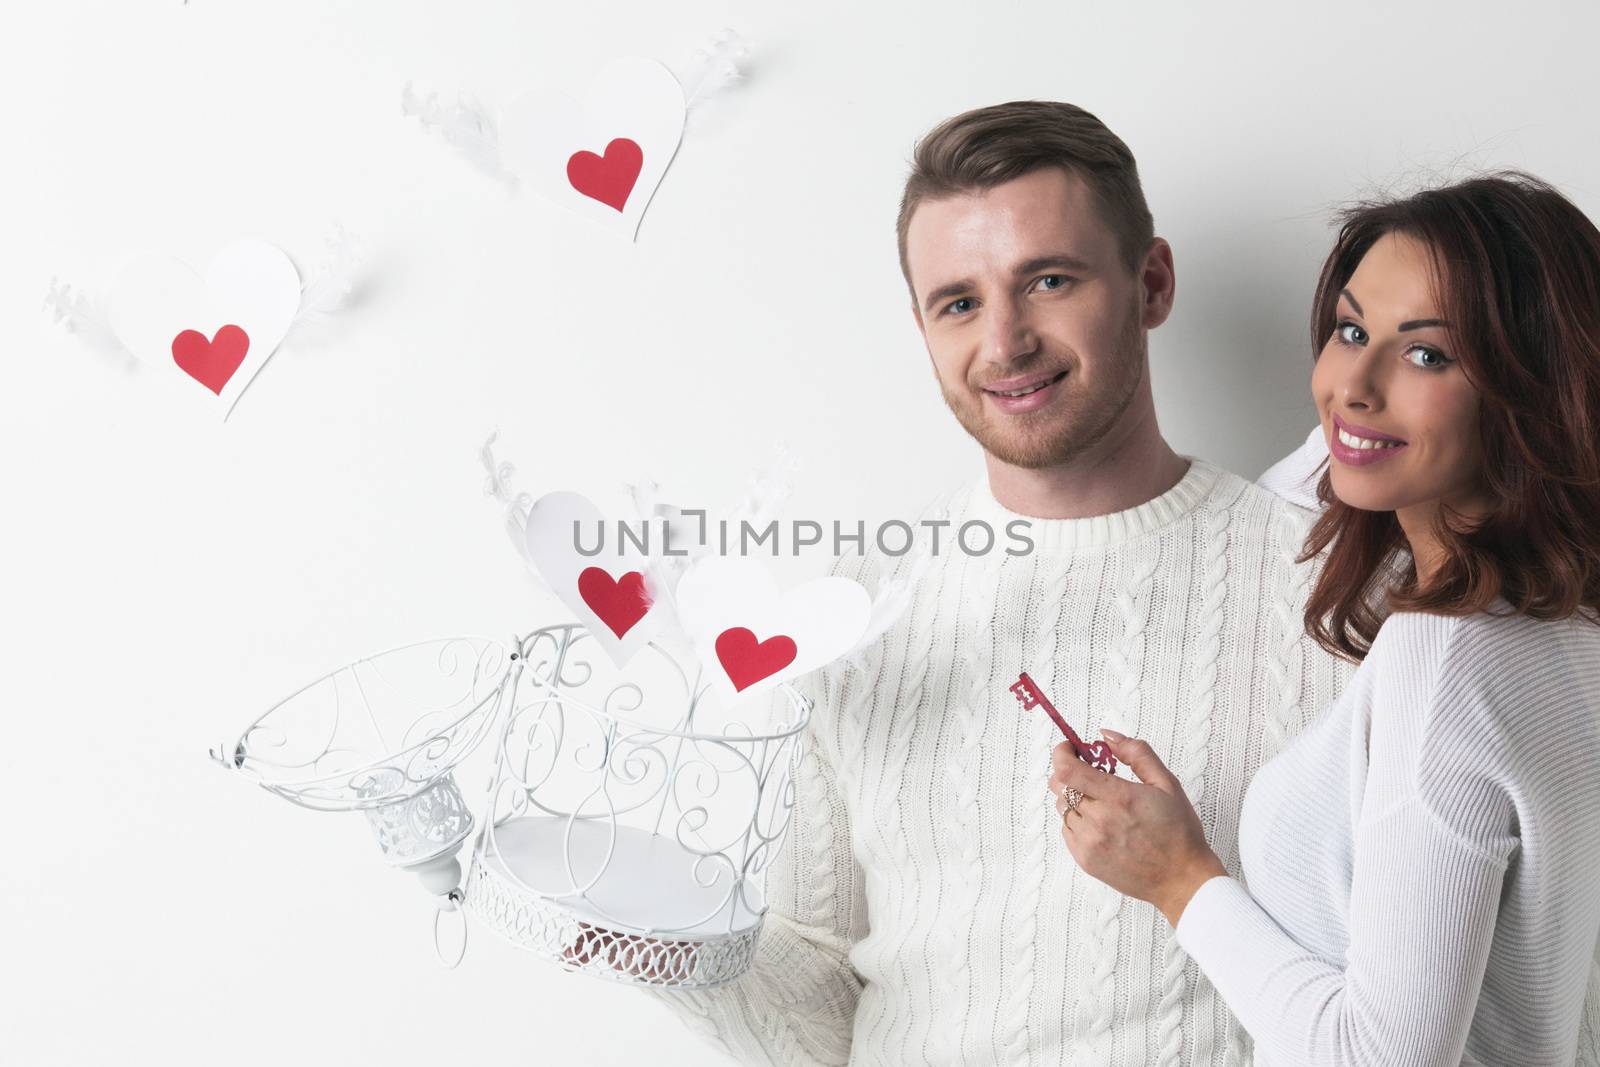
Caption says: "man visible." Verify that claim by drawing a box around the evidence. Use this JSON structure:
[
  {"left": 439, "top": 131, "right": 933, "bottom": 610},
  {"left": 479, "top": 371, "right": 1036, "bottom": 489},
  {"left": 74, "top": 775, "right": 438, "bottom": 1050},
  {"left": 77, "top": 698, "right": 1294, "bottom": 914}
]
[{"left": 645, "top": 100, "right": 1353, "bottom": 1066}]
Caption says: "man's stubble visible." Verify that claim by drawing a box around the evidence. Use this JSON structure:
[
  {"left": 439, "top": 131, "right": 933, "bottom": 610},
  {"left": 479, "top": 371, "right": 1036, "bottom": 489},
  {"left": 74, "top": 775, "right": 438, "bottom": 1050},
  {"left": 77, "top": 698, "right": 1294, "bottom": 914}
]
[{"left": 938, "top": 298, "right": 1147, "bottom": 470}]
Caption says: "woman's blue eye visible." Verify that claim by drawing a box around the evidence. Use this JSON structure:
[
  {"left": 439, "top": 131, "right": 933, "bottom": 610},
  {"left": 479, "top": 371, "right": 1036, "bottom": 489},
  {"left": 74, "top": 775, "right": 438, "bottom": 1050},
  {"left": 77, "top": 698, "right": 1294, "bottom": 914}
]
[
  {"left": 1334, "top": 318, "right": 1452, "bottom": 369},
  {"left": 1405, "top": 345, "right": 1453, "bottom": 370},
  {"left": 1335, "top": 321, "right": 1367, "bottom": 346}
]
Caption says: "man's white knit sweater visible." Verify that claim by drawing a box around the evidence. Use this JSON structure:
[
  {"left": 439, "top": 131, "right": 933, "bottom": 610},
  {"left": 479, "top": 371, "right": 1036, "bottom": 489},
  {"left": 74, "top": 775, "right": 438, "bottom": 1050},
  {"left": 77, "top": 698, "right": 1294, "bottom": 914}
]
[{"left": 646, "top": 456, "right": 1357, "bottom": 1066}]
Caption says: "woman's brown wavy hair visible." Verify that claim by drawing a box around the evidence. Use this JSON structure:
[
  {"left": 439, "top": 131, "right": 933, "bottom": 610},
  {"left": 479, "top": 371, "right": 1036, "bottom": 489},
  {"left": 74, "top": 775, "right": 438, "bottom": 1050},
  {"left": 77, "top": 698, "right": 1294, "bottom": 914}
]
[{"left": 1301, "top": 171, "right": 1600, "bottom": 661}]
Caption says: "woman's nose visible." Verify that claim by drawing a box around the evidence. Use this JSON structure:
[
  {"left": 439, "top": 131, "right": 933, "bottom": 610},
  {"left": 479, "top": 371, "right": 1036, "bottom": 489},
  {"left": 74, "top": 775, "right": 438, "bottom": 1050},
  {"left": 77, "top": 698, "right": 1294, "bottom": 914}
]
[{"left": 1340, "top": 348, "right": 1386, "bottom": 411}]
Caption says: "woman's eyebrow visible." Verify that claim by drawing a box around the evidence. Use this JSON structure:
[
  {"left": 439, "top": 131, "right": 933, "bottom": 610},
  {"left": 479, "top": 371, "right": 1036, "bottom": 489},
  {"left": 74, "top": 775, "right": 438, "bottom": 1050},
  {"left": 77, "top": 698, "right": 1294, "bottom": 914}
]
[{"left": 1339, "top": 289, "right": 1445, "bottom": 331}]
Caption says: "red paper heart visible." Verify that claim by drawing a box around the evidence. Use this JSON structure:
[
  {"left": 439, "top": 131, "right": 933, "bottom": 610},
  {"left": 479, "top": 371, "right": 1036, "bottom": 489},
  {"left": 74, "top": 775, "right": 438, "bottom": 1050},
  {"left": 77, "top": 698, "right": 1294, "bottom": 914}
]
[
  {"left": 566, "top": 137, "right": 644, "bottom": 212},
  {"left": 578, "top": 566, "right": 652, "bottom": 639},
  {"left": 714, "top": 627, "right": 798, "bottom": 692},
  {"left": 171, "top": 324, "right": 250, "bottom": 395}
]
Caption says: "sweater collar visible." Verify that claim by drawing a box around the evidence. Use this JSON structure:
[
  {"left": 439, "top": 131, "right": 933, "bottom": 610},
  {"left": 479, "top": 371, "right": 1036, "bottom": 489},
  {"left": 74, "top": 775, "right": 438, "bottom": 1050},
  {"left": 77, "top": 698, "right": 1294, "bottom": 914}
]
[{"left": 964, "top": 457, "right": 1220, "bottom": 552}]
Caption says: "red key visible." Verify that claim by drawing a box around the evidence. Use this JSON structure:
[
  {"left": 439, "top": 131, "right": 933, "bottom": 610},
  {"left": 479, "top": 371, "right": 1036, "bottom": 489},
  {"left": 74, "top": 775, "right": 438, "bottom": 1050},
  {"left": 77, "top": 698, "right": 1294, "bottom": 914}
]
[{"left": 1008, "top": 672, "right": 1119, "bottom": 775}]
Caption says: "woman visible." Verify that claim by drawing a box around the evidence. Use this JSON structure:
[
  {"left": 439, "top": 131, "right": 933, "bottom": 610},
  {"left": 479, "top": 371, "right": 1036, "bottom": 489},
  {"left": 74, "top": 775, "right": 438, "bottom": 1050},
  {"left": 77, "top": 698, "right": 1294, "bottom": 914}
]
[{"left": 1050, "top": 172, "right": 1600, "bottom": 1066}]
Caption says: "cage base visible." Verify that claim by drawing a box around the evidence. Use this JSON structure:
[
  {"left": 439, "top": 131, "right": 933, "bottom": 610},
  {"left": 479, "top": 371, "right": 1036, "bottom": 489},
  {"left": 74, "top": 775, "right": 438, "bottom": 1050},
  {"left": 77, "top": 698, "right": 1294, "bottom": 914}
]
[{"left": 464, "top": 815, "right": 767, "bottom": 988}]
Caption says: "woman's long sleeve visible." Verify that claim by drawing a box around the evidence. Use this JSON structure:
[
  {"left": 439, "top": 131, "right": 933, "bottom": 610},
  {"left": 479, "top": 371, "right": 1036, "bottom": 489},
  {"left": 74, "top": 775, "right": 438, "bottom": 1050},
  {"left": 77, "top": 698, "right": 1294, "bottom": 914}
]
[
  {"left": 1171, "top": 611, "right": 1600, "bottom": 1066},
  {"left": 1174, "top": 814, "right": 1509, "bottom": 1067}
]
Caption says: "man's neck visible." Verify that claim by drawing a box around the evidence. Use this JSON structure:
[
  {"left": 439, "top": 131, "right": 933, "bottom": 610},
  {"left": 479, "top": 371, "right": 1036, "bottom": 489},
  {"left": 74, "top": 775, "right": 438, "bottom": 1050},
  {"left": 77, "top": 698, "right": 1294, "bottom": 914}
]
[{"left": 984, "top": 430, "right": 1190, "bottom": 521}]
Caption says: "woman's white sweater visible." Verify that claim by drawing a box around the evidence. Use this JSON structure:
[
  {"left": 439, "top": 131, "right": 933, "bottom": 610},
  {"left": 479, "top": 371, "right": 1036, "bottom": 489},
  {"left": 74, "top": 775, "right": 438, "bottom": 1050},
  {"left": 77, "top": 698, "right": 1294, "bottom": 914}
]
[
  {"left": 646, "top": 457, "right": 1355, "bottom": 1065},
  {"left": 1176, "top": 605, "right": 1600, "bottom": 1065}
]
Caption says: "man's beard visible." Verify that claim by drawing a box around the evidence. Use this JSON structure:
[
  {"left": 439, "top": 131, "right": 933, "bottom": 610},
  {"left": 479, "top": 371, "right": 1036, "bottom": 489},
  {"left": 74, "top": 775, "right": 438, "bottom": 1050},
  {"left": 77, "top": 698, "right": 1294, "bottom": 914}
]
[{"left": 939, "top": 302, "right": 1147, "bottom": 470}]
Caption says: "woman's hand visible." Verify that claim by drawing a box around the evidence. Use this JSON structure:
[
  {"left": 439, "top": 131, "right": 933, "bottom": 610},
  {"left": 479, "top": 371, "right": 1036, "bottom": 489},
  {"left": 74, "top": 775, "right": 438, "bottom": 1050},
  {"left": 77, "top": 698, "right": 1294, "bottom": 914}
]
[{"left": 1049, "top": 729, "right": 1229, "bottom": 926}]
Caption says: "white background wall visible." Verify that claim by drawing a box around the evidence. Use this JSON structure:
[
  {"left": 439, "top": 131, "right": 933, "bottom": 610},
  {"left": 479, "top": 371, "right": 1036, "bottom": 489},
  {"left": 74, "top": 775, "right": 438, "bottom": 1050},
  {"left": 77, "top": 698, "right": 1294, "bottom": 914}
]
[{"left": 5, "top": 1, "right": 1597, "bottom": 1063}]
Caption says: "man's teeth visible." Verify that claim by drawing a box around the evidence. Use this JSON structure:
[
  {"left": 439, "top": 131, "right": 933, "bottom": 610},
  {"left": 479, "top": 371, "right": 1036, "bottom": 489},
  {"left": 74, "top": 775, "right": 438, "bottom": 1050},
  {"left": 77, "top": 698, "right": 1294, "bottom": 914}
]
[
  {"left": 1338, "top": 427, "right": 1403, "bottom": 450},
  {"left": 993, "top": 376, "right": 1058, "bottom": 397}
]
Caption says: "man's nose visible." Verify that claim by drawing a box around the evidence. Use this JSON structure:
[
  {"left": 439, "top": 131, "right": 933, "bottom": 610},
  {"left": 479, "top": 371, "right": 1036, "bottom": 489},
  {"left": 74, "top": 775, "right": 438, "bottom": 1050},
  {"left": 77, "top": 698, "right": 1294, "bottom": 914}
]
[{"left": 983, "top": 297, "right": 1041, "bottom": 365}]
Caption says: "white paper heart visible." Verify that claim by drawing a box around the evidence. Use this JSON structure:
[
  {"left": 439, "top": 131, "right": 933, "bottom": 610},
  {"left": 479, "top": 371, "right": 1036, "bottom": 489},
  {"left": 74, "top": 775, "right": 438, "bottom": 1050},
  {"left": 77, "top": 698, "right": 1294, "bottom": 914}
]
[
  {"left": 524, "top": 491, "right": 669, "bottom": 666},
  {"left": 675, "top": 556, "right": 872, "bottom": 704},
  {"left": 499, "top": 57, "right": 687, "bottom": 241},
  {"left": 107, "top": 239, "right": 301, "bottom": 418}
]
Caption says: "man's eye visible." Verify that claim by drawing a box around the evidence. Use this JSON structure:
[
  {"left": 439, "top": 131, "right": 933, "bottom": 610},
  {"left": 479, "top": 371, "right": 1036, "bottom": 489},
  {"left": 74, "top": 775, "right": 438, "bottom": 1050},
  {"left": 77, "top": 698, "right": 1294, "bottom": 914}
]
[
  {"left": 1335, "top": 321, "right": 1367, "bottom": 346},
  {"left": 1037, "top": 275, "right": 1068, "bottom": 291},
  {"left": 945, "top": 297, "right": 975, "bottom": 315}
]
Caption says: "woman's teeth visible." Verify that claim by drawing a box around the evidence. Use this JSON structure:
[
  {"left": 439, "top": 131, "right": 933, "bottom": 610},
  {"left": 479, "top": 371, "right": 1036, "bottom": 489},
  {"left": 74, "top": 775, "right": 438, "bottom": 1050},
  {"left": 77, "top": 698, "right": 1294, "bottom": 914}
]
[{"left": 1337, "top": 427, "right": 1403, "bottom": 450}]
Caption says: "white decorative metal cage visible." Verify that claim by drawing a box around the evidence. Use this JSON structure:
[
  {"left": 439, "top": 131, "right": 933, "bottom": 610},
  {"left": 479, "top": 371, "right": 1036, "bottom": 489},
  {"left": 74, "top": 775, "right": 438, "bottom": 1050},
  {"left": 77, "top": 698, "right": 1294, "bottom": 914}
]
[
  {"left": 212, "top": 635, "right": 511, "bottom": 893},
  {"left": 466, "top": 622, "right": 810, "bottom": 988},
  {"left": 214, "top": 622, "right": 811, "bottom": 988}
]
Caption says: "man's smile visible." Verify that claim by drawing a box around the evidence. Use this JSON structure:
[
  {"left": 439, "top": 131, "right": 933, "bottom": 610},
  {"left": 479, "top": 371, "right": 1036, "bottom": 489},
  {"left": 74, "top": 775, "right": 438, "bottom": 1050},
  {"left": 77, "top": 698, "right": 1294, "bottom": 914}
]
[{"left": 982, "top": 369, "right": 1069, "bottom": 412}]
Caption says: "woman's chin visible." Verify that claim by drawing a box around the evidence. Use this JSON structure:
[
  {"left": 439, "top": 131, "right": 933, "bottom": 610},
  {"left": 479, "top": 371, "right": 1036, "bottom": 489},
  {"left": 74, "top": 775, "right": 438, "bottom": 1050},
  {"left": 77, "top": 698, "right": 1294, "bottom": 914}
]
[{"left": 1328, "top": 476, "right": 1401, "bottom": 513}]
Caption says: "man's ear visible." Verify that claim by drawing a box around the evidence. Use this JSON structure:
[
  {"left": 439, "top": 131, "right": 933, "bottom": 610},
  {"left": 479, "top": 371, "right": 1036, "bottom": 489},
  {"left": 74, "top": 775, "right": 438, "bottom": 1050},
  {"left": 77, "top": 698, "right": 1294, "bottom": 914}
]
[{"left": 1140, "top": 237, "right": 1176, "bottom": 330}]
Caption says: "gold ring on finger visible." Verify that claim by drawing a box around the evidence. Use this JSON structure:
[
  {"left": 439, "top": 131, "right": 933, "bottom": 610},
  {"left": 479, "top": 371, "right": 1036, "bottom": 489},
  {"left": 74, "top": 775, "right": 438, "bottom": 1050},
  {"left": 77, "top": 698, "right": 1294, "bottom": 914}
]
[{"left": 1061, "top": 785, "right": 1085, "bottom": 816}]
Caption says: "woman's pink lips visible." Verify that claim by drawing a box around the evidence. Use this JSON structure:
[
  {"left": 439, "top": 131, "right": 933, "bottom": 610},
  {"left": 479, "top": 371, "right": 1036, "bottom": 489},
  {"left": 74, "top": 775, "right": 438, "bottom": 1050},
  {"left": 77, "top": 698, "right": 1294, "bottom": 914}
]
[
  {"left": 1333, "top": 412, "right": 1406, "bottom": 442},
  {"left": 1329, "top": 413, "right": 1409, "bottom": 467},
  {"left": 984, "top": 370, "right": 1068, "bottom": 414}
]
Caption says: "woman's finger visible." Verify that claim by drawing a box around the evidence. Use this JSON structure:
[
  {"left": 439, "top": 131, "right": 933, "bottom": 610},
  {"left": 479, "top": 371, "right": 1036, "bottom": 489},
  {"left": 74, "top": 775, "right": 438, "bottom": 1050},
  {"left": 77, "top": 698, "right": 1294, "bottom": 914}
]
[
  {"left": 1056, "top": 753, "right": 1133, "bottom": 802},
  {"left": 1051, "top": 740, "right": 1080, "bottom": 773},
  {"left": 1055, "top": 786, "right": 1094, "bottom": 819},
  {"left": 1103, "top": 734, "right": 1182, "bottom": 794},
  {"left": 1061, "top": 797, "right": 1093, "bottom": 836},
  {"left": 1056, "top": 778, "right": 1087, "bottom": 799}
]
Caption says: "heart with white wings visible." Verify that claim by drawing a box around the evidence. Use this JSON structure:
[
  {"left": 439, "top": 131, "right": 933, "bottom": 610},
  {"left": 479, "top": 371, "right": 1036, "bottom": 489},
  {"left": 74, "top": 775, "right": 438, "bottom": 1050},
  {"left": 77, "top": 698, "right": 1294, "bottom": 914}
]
[
  {"left": 522, "top": 491, "right": 671, "bottom": 666},
  {"left": 674, "top": 556, "right": 872, "bottom": 704},
  {"left": 108, "top": 239, "right": 301, "bottom": 417},
  {"left": 499, "top": 58, "right": 686, "bottom": 241}
]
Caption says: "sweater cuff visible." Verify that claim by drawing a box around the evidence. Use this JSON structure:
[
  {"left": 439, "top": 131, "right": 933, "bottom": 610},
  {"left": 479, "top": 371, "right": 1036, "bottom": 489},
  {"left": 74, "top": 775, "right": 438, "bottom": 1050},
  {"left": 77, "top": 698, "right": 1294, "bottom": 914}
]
[
  {"left": 1174, "top": 874, "right": 1256, "bottom": 963},
  {"left": 1173, "top": 873, "right": 1305, "bottom": 1029}
]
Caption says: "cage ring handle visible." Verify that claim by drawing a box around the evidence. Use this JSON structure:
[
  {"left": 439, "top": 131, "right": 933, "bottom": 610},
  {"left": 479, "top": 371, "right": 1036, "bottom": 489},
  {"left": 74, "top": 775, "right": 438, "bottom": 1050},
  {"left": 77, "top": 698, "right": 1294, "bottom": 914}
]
[{"left": 432, "top": 888, "right": 468, "bottom": 969}]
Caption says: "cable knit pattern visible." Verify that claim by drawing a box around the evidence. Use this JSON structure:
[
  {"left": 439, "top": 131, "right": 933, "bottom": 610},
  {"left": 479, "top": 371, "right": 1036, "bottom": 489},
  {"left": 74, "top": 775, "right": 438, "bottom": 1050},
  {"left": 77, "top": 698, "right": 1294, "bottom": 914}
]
[
  {"left": 668, "top": 982, "right": 734, "bottom": 1060},
  {"left": 1264, "top": 507, "right": 1312, "bottom": 759},
  {"left": 1002, "top": 555, "right": 1070, "bottom": 1064},
  {"left": 642, "top": 458, "right": 1360, "bottom": 1066},
  {"left": 776, "top": 742, "right": 845, "bottom": 1063},
  {"left": 1223, "top": 1017, "right": 1252, "bottom": 1067},
  {"left": 736, "top": 669, "right": 851, "bottom": 1064},
  {"left": 1073, "top": 545, "right": 1160, "bottom": 1065},
  {"left": 1212, "top": 502, "right": 1311, "bottom": 1067},
  {"left": 1153, "top": 494, "right": 1231, "bottom": 1067},
  {"left": 939, "top": 547, "right": 1008, "bottom": 1063},
  {"left": 801, "top": 743, "right": 839, "bottom": 956},
  {"left": 861, "top": 500, "right": 952, "bottom": 1061},
  {"left": 833, "top": 548, "right": 891, "bottom": 800}
]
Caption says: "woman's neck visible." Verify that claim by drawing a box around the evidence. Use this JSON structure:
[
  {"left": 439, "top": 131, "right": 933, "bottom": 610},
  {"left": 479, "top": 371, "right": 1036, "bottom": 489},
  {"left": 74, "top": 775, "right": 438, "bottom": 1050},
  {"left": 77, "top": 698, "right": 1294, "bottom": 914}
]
[{"left": 1395, "top": 491, "right": 1493, "bottom": 587}]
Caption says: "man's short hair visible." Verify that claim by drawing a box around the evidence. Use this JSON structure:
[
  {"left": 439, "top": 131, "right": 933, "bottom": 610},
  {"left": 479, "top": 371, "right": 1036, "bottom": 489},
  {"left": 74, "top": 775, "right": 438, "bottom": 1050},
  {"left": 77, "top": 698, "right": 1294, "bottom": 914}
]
[{"left": 896, "top": 100, "right": 1155, "bottom": 291}]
